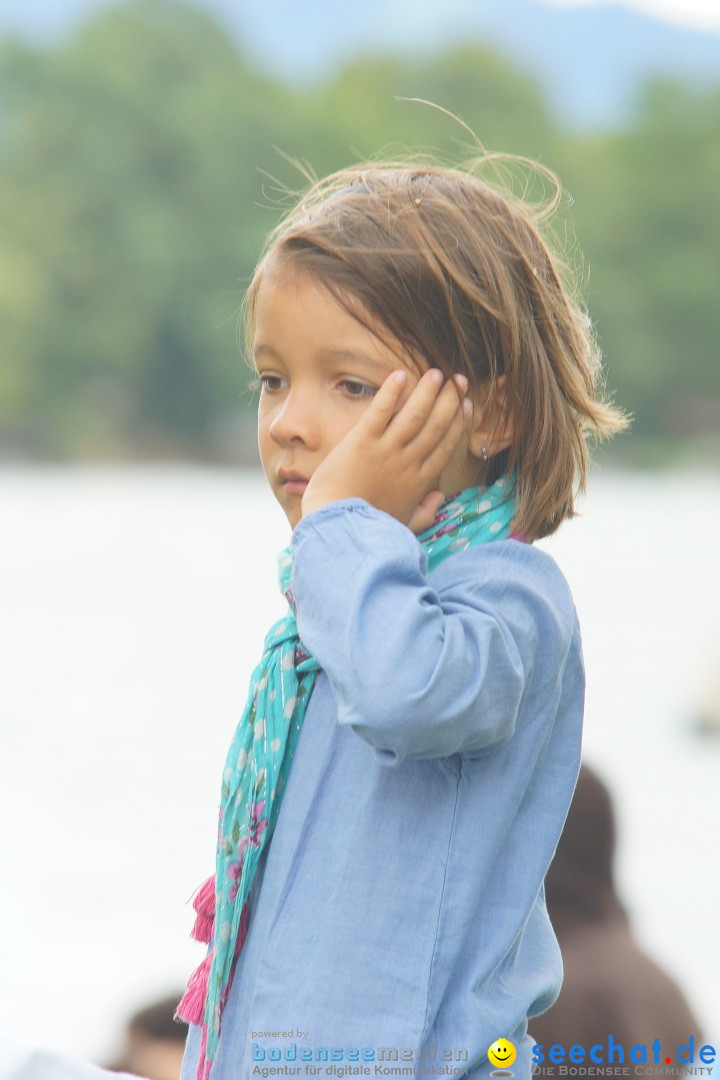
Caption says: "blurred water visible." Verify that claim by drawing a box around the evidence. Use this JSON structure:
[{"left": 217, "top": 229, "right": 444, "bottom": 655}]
[{"left": 1, "top": 465, "right": 718, "bottom": 1061}]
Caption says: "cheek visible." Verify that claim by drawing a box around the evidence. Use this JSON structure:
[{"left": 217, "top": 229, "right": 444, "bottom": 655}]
[
  {"left": 308, "top": 408, "right": 364, "bottom": 459},
  {"left": 256, "top": 406, "right": 270, "bottom": 441},
  {"left": 331, "top": 408, "right": 365, "bottom": 442},
  {"left": 256, "top": 394, "right": 369, "bottom": 455},
  {"left": 256, "top": 407, "right": 276, "bottom": 462}
]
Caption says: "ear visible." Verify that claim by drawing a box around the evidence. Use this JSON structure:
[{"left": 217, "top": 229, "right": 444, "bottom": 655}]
[{"left": 468, "top": 375, "right": 513, "bottom": 459}]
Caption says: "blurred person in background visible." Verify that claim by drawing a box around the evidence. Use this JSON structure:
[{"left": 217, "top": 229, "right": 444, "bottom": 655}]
[
  {"left": 0, "top": 1034, "right": 138, "bottom": 1080},
  {"left": 106, "top": 995, "right": 187, "bottom": 1080},
  {"left": 530, "top": 765, "right": 703, "bottom": 1053}
]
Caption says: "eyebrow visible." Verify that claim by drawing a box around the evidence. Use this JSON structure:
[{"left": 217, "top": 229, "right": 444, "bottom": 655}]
[{"left": 253, "top": 344, "right": 390, "bottom": 372}]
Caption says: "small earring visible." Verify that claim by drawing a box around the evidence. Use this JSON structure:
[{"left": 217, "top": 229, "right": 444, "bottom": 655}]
[{"left": 478, "top": 445, "right": 489, "bottom": 461}]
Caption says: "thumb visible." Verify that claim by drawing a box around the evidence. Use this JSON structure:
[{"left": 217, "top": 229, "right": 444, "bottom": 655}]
[{"left": 407, "top": 489, "right": 447, "bottom": 535}]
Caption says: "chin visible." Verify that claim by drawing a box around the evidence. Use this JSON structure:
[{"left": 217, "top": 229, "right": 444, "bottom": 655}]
[{"left": 278, "top": 497, "right": 301, "bottom": 530}]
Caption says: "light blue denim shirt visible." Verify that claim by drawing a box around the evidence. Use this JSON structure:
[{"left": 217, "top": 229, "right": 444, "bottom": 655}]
[{"left": 181, "top": 498, "right": 584, "bottom": 1080}]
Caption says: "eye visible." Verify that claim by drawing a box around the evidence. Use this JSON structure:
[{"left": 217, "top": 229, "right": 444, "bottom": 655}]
[
  {"left": 249, "top": 373, "right": 285, "bottom": 394},
  {"left": 248, "top": 374, "right": 376, "bottom": 399},
  {"left": 339, "top": 379, "right": 377, "bottom": 400}
]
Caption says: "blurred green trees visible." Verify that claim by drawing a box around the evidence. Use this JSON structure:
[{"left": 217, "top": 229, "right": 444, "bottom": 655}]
[
  {"left": 0, "top": 0, "right": 718, "bottom": 461},
  {"left": 555, "top": 80, "right": 720, "bottom": 457}
]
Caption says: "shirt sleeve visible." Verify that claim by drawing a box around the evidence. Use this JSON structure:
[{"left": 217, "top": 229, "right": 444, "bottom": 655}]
[{"left": 290, "top": 497, "right": 577, "bottom": 766}]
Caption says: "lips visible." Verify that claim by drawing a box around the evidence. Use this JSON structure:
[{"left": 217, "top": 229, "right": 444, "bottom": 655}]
[
  {"left": 278, "top": 470, "right": 307, "bottom": 482},
  {"left": 278, "top": 470, "right": 309, "bottom": 494}
]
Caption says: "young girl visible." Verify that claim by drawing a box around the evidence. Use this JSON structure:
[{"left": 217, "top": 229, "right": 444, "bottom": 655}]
[{"left": 177, "top": 156, "right": 628, "bottom": 1080}]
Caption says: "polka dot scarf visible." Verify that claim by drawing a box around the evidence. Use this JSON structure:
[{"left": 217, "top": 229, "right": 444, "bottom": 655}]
[{"left": 177, "top": 476, "right": 517, "bottom": 1078}]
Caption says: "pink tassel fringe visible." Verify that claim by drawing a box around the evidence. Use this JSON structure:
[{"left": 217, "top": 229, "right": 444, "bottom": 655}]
[
  {"left": 192, "top": 909, "right": 214, "bottom": 944},
  {"left": 175, "top": 949, "right": 213, "bottom": 1027},
  {"left": 197, "top": 1023, "right": 212, "bottom": 1080},
  {"left": 190, "top": 875, "right": 216, "bottom": 944},
  {"left": 177, "top": 877, "right": 251, "bottom": 1079}
]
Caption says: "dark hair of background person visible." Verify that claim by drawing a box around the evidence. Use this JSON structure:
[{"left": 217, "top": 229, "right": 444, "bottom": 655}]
[
  {"left": 106, "top": 994, "right": 188, "bottom": 1080},
  {"left": 530, "top": 765, "right": 703, "bottom": 1052}
]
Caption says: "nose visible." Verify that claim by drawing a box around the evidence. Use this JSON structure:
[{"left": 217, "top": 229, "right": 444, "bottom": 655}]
[{"left": 267, "top": 385, "right": 321, "bottom": 448}]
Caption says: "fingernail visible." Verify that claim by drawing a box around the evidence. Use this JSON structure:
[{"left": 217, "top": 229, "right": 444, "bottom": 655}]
[
  {"left": 463, "top": 397, "right": 473, "bottom": 416},
  {"left": 430, "top": 369, "right": 443, "bottom": 385},
  {"left": 454, "top": 374, "right": 469, "bottom": 391},
  {"left": 394, "top": 371, "right": 407, "bottom": 384}
]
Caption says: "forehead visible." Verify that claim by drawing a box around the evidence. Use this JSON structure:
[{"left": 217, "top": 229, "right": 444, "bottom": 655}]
[
  {"left": 253, "top": 263, "right": 369, "bottom": 343},
  {"left": 251, "top": 261, "right": 419, "bottom": 372}
]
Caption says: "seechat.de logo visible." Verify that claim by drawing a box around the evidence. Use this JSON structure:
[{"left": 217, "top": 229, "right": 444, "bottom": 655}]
[{"left": 532, "top": 1037, "right": 716, "bottom": 1069}]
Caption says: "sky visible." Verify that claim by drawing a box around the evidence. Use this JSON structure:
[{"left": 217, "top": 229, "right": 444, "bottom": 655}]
[
  {"left": 0, "top": 0, "right": 717, "bottom": 128},
  {"left": 3, "top": 0, "right": 720, "bottom": 39},
  {"left": 545, "top": 0, "right": 720, "bottom": 32}
]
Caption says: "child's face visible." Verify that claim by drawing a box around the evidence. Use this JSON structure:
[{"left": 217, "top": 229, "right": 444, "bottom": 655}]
[{"left": 253, "top": 264, "right": 483, "bottom": 529}]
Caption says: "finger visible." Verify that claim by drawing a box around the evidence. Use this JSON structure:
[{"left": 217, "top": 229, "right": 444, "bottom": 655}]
[
  {"left": 408, "top": 489, "right": 447, "bottom": 535},
  {"left": 417, "top": 395, "right": 474, "bottom": 477},
  {"left": 406, "top": 376, "right": 472, "bottom": 461},
  {"left": 386, "top": 368, "right": 449, "bottom": 446},
  {"left": 352, "top": 369, "right": 409, "bottom": 437}
]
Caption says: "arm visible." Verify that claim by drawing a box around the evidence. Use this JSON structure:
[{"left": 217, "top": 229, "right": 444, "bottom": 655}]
[{"left": 291, "top": 498, "right": 576, "bottom": 766}]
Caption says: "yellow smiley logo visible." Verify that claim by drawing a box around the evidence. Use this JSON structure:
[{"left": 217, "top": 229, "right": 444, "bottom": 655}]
[{"left": 488, "top": 1039, "right": 517, "bottom": 1069}]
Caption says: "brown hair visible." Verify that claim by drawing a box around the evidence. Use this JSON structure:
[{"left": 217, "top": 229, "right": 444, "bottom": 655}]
[{"left": 243, "top": 155, "right": 629, "bottom": 540}]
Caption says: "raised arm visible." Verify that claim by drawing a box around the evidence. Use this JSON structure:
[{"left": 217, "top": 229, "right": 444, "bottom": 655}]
[{"left": 291, "top": 498, "right": 578, "bottom": 765}]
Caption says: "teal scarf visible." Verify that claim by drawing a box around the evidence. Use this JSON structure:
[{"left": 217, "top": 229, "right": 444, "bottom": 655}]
[{"left": 177, "top": 476, "right": 516, "bottom": 1078}]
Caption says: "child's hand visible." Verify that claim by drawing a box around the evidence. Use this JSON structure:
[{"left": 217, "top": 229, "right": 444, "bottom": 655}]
[{"left": 300, "top": 368, "right": 474, "bottom": 534}]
